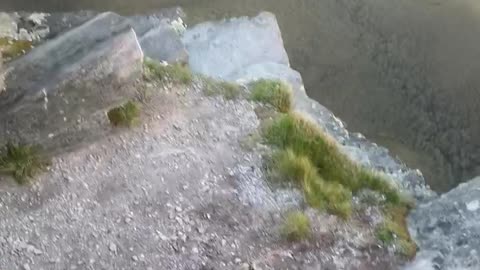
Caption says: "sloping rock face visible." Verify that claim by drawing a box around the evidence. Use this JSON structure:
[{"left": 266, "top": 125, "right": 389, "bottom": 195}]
[
  {"left": 183, "top": 12, "right": 433, "bottom": 200},
  {"left": 0, "top": 8, "right": 188, "bottom": 152},
  {"left": 406, "top": 177, "right": 480, "bottom": 270},
  {"left": 0, "top": 12, "right": 144, "bottom": 152}
]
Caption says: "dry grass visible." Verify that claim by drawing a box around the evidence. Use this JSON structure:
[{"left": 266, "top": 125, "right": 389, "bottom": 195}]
[
  {"left": 203, "top": 76, "right": 242, "bottom": 100},
  {"left": 250, "top": 79, "right": 293, "bottom": 113},
  {"left": 281, "top": 211, "right": 312, "bottom": 241},
  {"left": 143, "top": 58, "right": 192, "bottom": 85}
]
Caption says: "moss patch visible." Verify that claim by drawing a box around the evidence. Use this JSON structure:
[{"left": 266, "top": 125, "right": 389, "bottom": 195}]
[
  {"left": 144, "top": 58, "right": 192, "bottom": 85},
  {"left": 250, "top": 79, "right": 292, "bottom": 113},
  {"left": 281, "top": 211, "right": 312, "bottom": 242},
  {"left": 0, "top": 143, "right": 49, "bottom": 184},
  {"left": 107, "top": 101, "right": 140, "bottom": 127},
  {"left": 0, "top": 38, "right": 33, "bottom": 60}
]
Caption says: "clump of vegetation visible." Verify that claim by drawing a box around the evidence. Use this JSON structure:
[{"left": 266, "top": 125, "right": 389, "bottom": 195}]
[
  {"left": 376, "top": 204, "right": 417, "bottom": 258},
  {"left": 107, "top": 101, "right": 140, "bottom": 127},
  {"left": 203, "top": 76, "right": 242, "bottom": 100},
  {"left": 264, "top": 112, "right": 403, "bottom": 220},
  {"left": 265, "top": 113, "right": 400, "bottom": 201},
  {"left": 0, "top": 143, "right": 49, "bottom": 184},
  {"left": 250, "top": 79, "right": 293, "bottom": 113},
  {"left": 144, "top": 58, "right": 192, "bottom": 85},
  {"left": 0, "top": 38, "right": 33, "bottom": 60},
  {"left": 272, "top": 149, "right": 352, "bottom": 218},
  {"left": 281, "top": 211, "right": 312, "bottom": 241}
]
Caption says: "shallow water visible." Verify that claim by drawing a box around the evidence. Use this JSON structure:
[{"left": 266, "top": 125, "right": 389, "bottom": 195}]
[{"left": 2, "top": 0, "right": 479, "bottom": 192}]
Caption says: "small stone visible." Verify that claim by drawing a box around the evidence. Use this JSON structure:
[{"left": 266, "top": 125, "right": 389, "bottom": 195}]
[
  {"left": 234, "top": 258, "right": 242, "bottom": 264},
  {"left": 466, "top": 200, "right": 479, "bottom": 212},
  {"left": 192, "top": 247, "right": 199, "bottom": 254},
  {"left": 109, "top": 243, "right": 117, "bottom": 253},
  {"left": 23, "top": 264, "right": 31, "bottom": 270},
  {"left": 197, "top": 227, "right": 206, "bottom": 234},
  {"left": 175, "top": 206, "right": 182, "bottom": 212},
  {"left": 132, "top": 255, "right": 138, "bottom": 262}
]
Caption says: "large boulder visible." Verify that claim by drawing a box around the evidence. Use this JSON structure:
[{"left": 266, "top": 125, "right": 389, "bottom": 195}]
[
  {"left": 183, "top": 12, "right": 432, "bottom": 199},
  {"left": 0, "top": 12, "right": 143, "bottom": 153},
  {"left": 407, "top": 177, "right": 480, "bottom": 270}
]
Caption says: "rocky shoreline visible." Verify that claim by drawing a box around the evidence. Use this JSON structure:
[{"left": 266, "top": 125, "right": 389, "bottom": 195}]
[{"left": 0, "top": 8, "right": 478, "bottom": 270}]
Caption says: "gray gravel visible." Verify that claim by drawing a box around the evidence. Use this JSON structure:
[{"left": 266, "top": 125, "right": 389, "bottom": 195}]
[{"left": 0, "top": 79, "right": 401, "bottom": 269}]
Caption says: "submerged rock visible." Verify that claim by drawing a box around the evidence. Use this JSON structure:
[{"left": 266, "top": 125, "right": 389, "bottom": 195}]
[
  {"left": 0, "top": 12, "right": 143, "bottom": 152},
  {"left": 407, "top": 177, "right": 480, "bottom": 270}
]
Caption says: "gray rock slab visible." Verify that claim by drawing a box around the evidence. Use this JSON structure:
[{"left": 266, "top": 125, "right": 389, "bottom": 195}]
[
  {"left": 138, "top": 22, "right": 188, "bottom": 64},
  {"left": 183, "top": 12, "right": 290, "bottom": 79},
  {"left": 0, "top": 12, "right": 143, "bottom": 152},
  {"left": 407, "top": 176, "right": 480, "bottom": 270}
]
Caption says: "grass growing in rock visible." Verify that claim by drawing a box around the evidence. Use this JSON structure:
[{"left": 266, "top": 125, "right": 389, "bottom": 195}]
[
  {"left": 203, "top": 76, "right": 242, "bottom": 100},
  {"left": 144, "top": 58, "right": 192, "bottom": 85},
  {"left": 107, "top": 101, "right": 140, "bottom": 127},
  {"left": 376, "top": 204, "right": 417, "bottom": 258},
  {"left": 264, "top": 112, "right": 400, "bottom": 207},
  {"left": 250, "top": 79, "right": 292, "bottom": 113},
  {"left": 0, "top": 38, "right": 33, "bottom": 60},
  {"left": 249, "top": 78, "right": 415, "bottom": 256},
  {"left": 281, "top": 211, "right": 312, "bottom": 241},
  {"left": 0, "top": 143, "right": 48, "bottom": 184}
]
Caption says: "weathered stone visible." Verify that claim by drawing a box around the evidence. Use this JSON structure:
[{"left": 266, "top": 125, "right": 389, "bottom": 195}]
[
  {"left": 407, "top": 177, "right": 480, "bottom": 270},
  {"left": 0, "top": 12, "right": 143, "bottom": 153},
  {"left": 45, "top": 11, "right": 98, "bottom": 39},
  {"left": 130, "top": 8, "right": 188, "bottom": 64},
  {"left": 138, "top": 24, "right": 188, "bottom": 64},
  {"left": 183, "top": 12, "right": 289, "bottom": 79}
]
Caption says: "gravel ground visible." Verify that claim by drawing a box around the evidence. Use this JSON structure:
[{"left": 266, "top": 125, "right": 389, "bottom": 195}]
[{"left": 0, "top": 79, "right": 401, "bottom": 269}]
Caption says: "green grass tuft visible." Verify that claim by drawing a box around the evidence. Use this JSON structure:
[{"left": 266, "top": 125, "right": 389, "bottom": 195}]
[
  {"left": 0, "top": 143, "right": 48, "bottom": 184},
  {"left": 250, "top": 79, "right": 293, "bottom": 113},
  {"left": 107, "top": 101, "right": 140, "bottom": 127},
  {"left": 263, "top": 112, "right": 404, "bottom": 219},
  {"left": 0, "top": 38, "right": 33, "bottom": 60},
  {"left": 281, "top": 211, "right": 312, "bottom": 241},
  {"left": 272, "top": 149, "right": 352, "bottom": 218},
  {"left": 144, "top": 58, "right": 192, "bottom": 85},
  {"left": 203, "top": 77, "right": 242, "bottom": 100}
]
